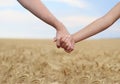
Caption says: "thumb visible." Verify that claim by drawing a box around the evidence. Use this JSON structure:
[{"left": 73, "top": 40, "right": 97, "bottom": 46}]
[
  {"left": 53, "top": 36, "right": 61, "bottom": 48},
  {"left": 53, "top": 37, "right": 57, "bottom": 42},
  {"left": 56, "top": 37, "right": 61, "bottom": 48}
]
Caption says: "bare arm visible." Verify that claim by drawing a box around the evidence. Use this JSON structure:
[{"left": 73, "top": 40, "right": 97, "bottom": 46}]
[
  {"left": 17, "top": 0, "right": 65, "bottom": 31},
  {"left": 17, "top": 0, "right": 72, "bottom": 49},
  {"left": 73, "top": 2, "right": 120, "bottom": 43}
]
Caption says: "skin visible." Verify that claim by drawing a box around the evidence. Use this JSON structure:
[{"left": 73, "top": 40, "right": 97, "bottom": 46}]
[
  {"left": 17, "top": 0, "right": 74, "bottom": 52},
  {"left": 61, "top": 2, "right": 120, "bottom": 52}
]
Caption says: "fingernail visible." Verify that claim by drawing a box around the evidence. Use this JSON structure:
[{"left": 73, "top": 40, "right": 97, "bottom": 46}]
[{"left": 57, "top": 46, "right": 60, "bottom": 48}]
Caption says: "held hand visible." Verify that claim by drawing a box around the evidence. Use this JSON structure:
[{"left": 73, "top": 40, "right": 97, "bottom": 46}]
[
  {"left": 54, "top": 23, "right": 75, "bottom": 53},
  {"left": 60, "top": 35, "right": 75, "bottom": 53},
  {"left": 54, "top": 29, "right": 70, "bottom": 48},
  {"left": 54, "top": 31, "right": 75, "bottom": 53},
  {"left": 54, "top": 23, "right": 69, "bottom": 48}
]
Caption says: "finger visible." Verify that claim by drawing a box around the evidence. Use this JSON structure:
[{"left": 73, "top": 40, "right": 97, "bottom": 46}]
[
  {"left": 63, "top": 43, "right": 71, "bottom": 52},
  {"left": 69, "top": 47, "right": 74, "bottom": 52},
  {"left": 53, "top": 37, "right": 61, "bottom": 48},
  {"left": 66, "top": 43, "right": 72, "bottom": 52},
  {"left": 65, "top": 42, "right": 74, "bottom": 53},
  {"left": 71, "top": 41, "right": 75, "bottom": 50},
  {"left": 53, "top": 37, "right": 57, "bottom": 42},
  {"left": 62, "top": 38, "right": 70, "bottom": 49},
  {"left": 64, "top": 36, "right": 74, "bottom": 53},
  {"left": 61, "top": 35, "right": 71, "bottom": 48},
  {"left": 61, "top": 35, "right": 70, "bottom": 43},
  {"left": 62, "top": 44, "right": 68, "bottom": 50},
  {"left": 65, "top": 48, "right": 71, "bottom": 53},
  {"left": 56, "top": 37, "right": 61, "bottom": 48},
  {"left": 60, "top": 37, "right": 67, "bottom": 48},
  {"left": 68, "top": 43, "right": 74, "bottom": 52},
  {"left": 65, "top": 47, "right": 73, "bottom": 53}
]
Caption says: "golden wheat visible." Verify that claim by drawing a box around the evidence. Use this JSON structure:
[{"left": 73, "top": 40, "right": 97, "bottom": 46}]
[{"left": 0, "top": 39, "right": 120, "bottom": 84}]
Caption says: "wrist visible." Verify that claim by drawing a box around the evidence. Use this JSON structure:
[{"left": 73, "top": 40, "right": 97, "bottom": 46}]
[
  {"left": 55, "top": 22, "right": 67, "bottom": 32},
  {"left": 72, "top": 34, "right": 79, "bottom": 43}
]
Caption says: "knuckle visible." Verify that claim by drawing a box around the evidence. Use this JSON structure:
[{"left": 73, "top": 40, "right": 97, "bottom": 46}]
[{"left": 66, "top": 43, "right": 69, "bottom": 46}]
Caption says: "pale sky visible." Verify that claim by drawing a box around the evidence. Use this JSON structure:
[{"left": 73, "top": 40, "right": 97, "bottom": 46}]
[{"left": 0, "top": 0, "right": 120, "bottom": 39}]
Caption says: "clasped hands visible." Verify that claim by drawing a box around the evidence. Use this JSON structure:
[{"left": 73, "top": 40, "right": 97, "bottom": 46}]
[{"left": 54, "top": 26, "right": 75, "bottom": 53}]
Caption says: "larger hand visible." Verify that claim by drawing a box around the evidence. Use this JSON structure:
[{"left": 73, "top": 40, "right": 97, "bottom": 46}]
[{"left": 54, "top": 25, "right": 74, "bottom": 53}]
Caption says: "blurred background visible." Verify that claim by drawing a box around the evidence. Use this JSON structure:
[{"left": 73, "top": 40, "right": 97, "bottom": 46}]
[{"left": 0, "top": 0, "right": 120, "bottom": 39}]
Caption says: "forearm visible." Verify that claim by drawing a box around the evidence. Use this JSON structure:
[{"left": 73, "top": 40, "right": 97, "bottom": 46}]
[
  {"left": 17, "top": 0, "right": 65, "bottom": 31},
  {"left": 73, "top": 2, "right": 120, "bottom": 43},
  {"left": 73, "top": 16, "right": 113, "bottom": 42}
]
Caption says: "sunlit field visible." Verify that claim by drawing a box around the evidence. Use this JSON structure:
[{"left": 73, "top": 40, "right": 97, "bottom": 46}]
[{"left": 0, "top": 39, "right": 120, "bottom": 84}]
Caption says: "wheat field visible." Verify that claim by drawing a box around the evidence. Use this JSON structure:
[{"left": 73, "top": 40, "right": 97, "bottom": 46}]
[{"left": 0, "top": 39, "right": 120, "bottom": 84}]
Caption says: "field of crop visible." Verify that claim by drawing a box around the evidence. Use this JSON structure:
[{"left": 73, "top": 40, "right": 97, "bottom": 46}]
[{"left": 0, "top": 39, "right": 120, "bottom": 84}]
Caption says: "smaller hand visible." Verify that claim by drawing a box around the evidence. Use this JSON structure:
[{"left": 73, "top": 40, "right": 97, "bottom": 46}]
[
  {"left": 54, "top": 24, "right": 75, "bottom": 53},
  {"left": 54, "top": 24, "right": 70, "bottom": 48},
  {"left": 60, "top": 35, "right": 75, "bottom": 53},
  {"left": 54, "top": 30, "right": 69, "bottom": 48}
]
